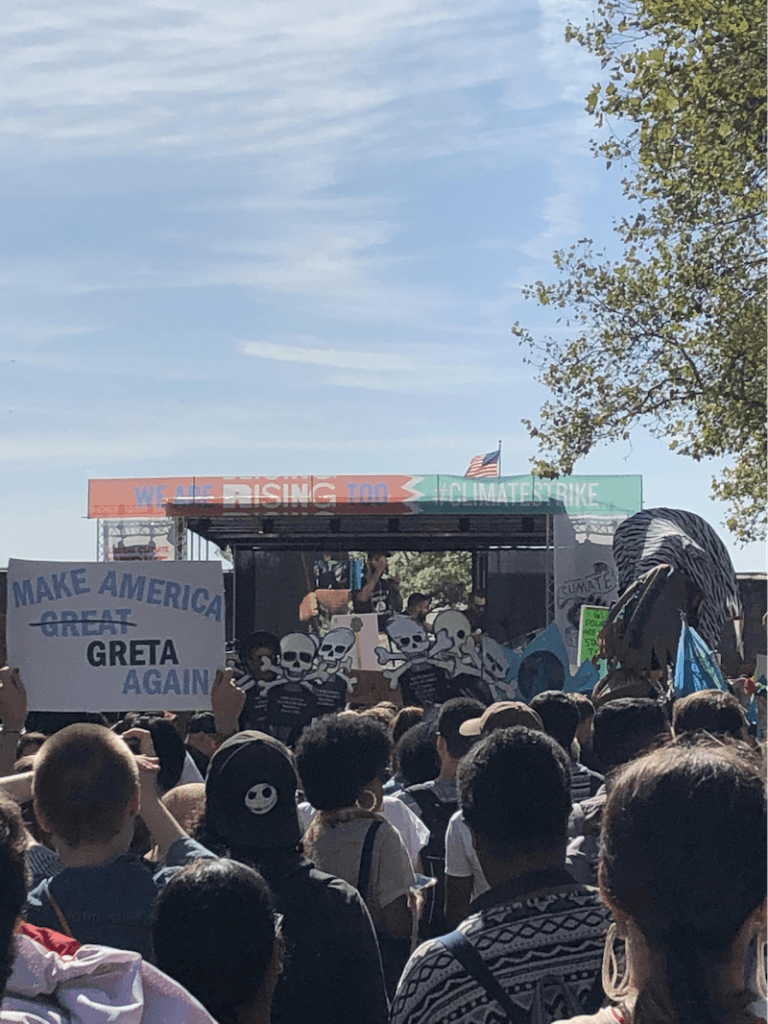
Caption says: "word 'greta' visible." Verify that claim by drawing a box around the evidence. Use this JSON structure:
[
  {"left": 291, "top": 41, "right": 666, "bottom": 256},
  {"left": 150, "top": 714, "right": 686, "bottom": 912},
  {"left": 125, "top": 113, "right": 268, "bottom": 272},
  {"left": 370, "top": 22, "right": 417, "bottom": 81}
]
[{"left": 87, "top": 639, "right": 179, "bottom": 667}]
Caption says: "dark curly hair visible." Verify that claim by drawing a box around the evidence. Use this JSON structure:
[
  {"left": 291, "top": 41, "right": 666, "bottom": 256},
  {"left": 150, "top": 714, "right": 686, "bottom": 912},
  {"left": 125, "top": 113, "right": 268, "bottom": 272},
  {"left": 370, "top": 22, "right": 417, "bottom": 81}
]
[{"left": 295, "top": 715, "right": 391, "bottom": 811}]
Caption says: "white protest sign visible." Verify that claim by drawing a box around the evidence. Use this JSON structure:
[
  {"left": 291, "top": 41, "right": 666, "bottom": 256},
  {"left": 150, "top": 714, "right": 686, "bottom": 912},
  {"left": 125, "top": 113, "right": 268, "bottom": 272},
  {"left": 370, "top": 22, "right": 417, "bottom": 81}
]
[{"left": 7, "top": 559, "right": 225, "bottom": 712}]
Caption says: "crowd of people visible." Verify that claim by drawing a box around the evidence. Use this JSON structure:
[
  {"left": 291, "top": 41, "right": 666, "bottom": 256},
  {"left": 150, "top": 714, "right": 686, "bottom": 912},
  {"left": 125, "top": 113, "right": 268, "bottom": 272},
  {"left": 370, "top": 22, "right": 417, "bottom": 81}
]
[{"left": 0, "top": 608, "right": 764, "bottom": 1024}]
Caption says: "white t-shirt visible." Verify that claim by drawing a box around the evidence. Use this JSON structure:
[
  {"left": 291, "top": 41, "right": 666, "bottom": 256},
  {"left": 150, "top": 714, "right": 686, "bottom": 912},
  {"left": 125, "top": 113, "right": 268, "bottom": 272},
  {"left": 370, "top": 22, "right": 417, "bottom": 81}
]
[
  {"left": 444, "top": 809, "right": 489, "bottom": 901},
  {"left": 297, "top": 797, "right": 430, "bottom": 869},
  {"left": 309, "top": 816, "right": 416, "bottom": 920}
]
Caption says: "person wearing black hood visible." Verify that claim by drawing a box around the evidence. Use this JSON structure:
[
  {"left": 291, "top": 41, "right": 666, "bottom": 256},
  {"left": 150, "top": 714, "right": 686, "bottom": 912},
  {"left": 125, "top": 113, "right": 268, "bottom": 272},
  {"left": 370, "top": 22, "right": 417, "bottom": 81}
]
[{"left": 197, "top": 730, "right": 389, "bottom": 1024}]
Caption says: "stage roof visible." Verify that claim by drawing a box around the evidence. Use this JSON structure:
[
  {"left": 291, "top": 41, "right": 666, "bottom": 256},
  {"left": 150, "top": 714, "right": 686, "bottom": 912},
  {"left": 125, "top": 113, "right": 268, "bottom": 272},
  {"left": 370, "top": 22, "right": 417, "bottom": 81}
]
[{"left": 88, "top": 473, "right": 641, "bottom": 553}]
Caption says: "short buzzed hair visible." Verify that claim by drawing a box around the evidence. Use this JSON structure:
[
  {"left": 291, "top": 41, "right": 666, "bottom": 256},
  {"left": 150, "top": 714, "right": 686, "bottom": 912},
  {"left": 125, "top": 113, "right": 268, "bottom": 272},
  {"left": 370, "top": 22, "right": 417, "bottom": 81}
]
[
  {"left": 592, "top": 698, "right": 669, "bottom": 773},
  {"left": 673, "top": 690, "right": 747, "bottom": 740},
  {"left": 458, "top": 727, "right": 571, "bottom": 858},
  {"left": 437, "top": 697, "right": 485, "bottom": 759},
  {"left": 33, "top": 724, "right": 138, "bottom": 848},
  {"left": 530, "top": 691, "right": 579, "bottom": 751}
]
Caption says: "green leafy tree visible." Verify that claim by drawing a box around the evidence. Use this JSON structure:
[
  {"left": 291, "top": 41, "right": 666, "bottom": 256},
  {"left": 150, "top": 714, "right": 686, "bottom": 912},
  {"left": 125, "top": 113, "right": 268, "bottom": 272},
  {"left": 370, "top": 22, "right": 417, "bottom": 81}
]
[
  {"left": 513, "top": 0, "right": 766, "bottom": 541},
  {"left": 387, "top": 551, "right": 472, "bottom": 607}
]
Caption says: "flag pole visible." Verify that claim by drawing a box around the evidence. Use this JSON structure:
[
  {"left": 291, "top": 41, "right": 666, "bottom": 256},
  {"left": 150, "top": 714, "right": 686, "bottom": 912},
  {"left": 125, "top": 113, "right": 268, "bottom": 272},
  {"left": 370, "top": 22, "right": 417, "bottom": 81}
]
[{"left": 498, "top": 439, "right": 502, "bottom": 476}]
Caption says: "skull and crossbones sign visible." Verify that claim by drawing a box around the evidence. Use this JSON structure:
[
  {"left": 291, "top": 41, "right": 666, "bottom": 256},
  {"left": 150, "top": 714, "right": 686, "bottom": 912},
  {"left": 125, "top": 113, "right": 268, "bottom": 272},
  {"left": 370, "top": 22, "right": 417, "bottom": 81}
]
[
  {"left": 479, "top": 635, "right": 517, "bottom": 702},
  {"left": 260, "top": 632, "right": 320, "bottom": 693},
  {"left": 315, "top": 626, "right": 357, "bottom": 693},
  {"left": 374, "top": 615, "right": 454, "bottom": 690},
  {"left": 431, "top": 609, "right": 483, "bottom": 678}
]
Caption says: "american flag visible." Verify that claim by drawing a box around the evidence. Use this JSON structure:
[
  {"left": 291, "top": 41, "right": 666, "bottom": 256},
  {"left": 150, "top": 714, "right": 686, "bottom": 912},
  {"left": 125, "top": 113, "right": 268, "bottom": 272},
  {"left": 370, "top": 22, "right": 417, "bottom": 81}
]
[{"left": 464, "top": 449, "right": 501, "bottom": 478}]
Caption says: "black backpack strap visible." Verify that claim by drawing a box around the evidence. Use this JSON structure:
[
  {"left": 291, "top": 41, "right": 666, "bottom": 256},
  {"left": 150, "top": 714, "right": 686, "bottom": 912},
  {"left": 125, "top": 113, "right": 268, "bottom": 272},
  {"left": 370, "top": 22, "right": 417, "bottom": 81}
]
[
  {"left": 357, "top": 819, "right": 384, "bottom": 900},
  {"left": 438, "top": 930, "right": 528, "bottom": 1024}
]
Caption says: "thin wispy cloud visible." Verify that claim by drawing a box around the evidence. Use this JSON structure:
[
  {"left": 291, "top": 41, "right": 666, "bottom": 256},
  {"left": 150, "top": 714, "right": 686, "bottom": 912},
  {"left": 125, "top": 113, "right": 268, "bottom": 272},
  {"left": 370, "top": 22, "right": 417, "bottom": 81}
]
[{"left": 240, "top": 339, "right": 521, "bottom": 392}]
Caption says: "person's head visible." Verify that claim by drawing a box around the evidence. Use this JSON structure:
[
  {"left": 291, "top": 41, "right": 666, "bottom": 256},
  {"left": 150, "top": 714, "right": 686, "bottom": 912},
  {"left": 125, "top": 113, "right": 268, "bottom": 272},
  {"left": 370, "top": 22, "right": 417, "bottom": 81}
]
[
  {"left": 0, "top": 797, "right": 29, "bottom": 1000},
  {"left": 406, "top": 593, "right": 431, "bottom": 623},
  {"left": 459, "top": 700, "right": 545, "bottom": 739},
  {"left": 15, "top": 732, "right": 47, "bottom": 760},
  {"left": 24, "top": 711, "right": 109, "bottom": 737},
  {"left": 358, "top": 702, "right": 399, "bottom": 728},
  {"left": 240, "top": 631, "right": 280, "bottom": 681},
  {"left": 295, "top": 714, "right": 391, "bottom": 812},
  {"left": 529, "top": 691, "right": 579, "bottom": 753},
  {"left": 458, "top": 727, "right": 571, "bottom": 881},
  {"left": 394, "top": 721, "right": 440, "bottom": 786},
  {"left": 162, "top": 783, "right": 206, "bottom": 836},
  {"left": 672, "top": 689, "right": 748, "bottom": 741},
  {"left": 366, "top": 551, "right": 389, "bottom": 572},
  {"left": 153, "top": 858, "right": 282, "bottom": 1024},
  {"left": 599, "top": 738, "right": 767, "bottom": 1020},
  {"left": 570, "top": 693, "right": 595, "bottom": 746},
  {"left": 185, "top": 712, "right": 218, "bottom": 760},
  {"left": 592, "top": 698, "right": 671, "bottom": 774},
  {"left": 468, "top": 588, "right": 487, "bottom": 612},
  {"left": 113, "top": 714, "right": 186, "bottom": 794},
  {"left": 33, "top": 724, "right": 139, "bottom": 851},
  {"left": 391, "top": 705, "right": 424, "bottom": 748},
  {"left": 436, "top": 697, "right": 485, "bottom": 766},
  {"left": 204, "top": 732, "right": 302, "bottom": 855}
]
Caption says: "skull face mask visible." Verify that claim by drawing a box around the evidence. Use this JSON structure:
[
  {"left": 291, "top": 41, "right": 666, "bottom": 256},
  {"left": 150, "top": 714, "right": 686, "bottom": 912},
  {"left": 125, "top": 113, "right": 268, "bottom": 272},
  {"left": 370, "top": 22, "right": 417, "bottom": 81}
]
[{"left": 244, "top": 782, "right": 278, "bottom": 815}]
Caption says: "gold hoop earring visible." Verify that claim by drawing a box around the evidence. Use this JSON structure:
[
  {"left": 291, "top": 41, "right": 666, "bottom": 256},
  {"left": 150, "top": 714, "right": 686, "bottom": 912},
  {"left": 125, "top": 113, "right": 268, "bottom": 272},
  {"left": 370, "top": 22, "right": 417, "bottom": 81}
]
[
  {"left": 356, "top": 789, "right": 376, "bottom": 812},
  {"left": 602, "top": 922, "right": 632, "bottom": 1002}
]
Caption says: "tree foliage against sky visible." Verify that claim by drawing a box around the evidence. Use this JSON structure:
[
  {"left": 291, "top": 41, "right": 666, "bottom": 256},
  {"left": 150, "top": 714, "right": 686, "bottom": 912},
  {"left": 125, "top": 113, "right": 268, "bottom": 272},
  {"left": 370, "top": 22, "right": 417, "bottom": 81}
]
[
  {"left": 513, "top": 0, "right": 766, "bottom": 541},
  {"left": 388, "top": 551, "right": 472, "bottom": 607}
]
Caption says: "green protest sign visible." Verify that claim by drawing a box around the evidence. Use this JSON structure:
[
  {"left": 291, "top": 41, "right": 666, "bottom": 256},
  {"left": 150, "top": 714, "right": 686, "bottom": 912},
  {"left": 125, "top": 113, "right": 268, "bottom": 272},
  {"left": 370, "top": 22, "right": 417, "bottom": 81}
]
[{"left": 578, "top": 605, "right": 611, "bottom": 664}]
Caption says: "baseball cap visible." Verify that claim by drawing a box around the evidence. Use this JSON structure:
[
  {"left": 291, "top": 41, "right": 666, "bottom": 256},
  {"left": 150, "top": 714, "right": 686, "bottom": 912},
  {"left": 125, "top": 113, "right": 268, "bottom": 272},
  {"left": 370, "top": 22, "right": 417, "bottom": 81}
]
[
  {"left": 459, "top": 701, "right": 545, "bottom": 737},
  {"left": 205, "top": 731, "right": 302, "bottom": 849}
]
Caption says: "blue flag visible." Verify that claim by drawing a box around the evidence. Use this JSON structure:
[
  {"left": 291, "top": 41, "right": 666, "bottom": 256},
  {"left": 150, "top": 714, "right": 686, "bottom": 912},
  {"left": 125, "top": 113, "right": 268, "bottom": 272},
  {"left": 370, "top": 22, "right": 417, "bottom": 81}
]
[{"left": 673, "top": 621, "right": 727, "bottom": 698}]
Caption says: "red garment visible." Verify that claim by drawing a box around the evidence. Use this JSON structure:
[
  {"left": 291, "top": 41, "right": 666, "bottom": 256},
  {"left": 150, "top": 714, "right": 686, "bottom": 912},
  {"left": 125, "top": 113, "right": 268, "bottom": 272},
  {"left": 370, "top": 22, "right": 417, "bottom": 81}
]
[{"left": 18, "top": 921, "right": 82, "bottom": 957}]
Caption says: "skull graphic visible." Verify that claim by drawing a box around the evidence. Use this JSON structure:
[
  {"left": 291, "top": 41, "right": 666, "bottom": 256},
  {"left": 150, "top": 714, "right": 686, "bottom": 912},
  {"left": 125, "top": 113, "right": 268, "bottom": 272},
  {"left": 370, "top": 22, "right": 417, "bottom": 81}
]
[
  {"left": 374, "top": 614, "right": 454, "bottom": 690},
  {"left": 479, "top": 637, "right": 508, "bottom": 682},
  {"left": 479, "top": 636, "right": 517, "bottom": 701},
  {"left": 244, "top": 782, "right": 278, "bottom": 815},
  {"left": 386, "top": 616, "right": 430, "bottom": 658},
  {"left": 279, "top": 632, "right": 318, "bottom": 682},
  {"left": 432, "top": 609, "right": 482, "bottom": 677},
  {"left": 318, "top": 627, "right": 355, "bottom": 670}
]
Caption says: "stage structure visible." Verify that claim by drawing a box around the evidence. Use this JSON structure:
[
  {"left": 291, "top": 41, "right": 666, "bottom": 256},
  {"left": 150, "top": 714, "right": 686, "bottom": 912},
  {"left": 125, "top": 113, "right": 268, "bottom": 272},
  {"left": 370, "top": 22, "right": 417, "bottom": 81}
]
[{"left": 88, "top": 474, "right": 643, "bottom": 655}]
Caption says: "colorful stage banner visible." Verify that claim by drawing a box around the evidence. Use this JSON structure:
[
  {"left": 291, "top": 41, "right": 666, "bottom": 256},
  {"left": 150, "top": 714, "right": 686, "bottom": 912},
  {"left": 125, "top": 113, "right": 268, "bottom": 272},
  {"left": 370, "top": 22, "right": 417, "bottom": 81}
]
[{"left": 88, "top": 474, "right": 642, "bottom": 519}]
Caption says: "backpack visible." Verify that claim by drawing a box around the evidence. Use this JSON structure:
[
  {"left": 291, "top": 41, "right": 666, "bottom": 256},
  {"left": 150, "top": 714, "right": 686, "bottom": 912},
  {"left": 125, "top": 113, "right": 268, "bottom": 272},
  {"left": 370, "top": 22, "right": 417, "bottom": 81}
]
[
  {"left": 438, "top": 929, "right": 604, "bottom": 1024},
  {"left": 403, "top": 784, "right": 457, "bottom": 939}
]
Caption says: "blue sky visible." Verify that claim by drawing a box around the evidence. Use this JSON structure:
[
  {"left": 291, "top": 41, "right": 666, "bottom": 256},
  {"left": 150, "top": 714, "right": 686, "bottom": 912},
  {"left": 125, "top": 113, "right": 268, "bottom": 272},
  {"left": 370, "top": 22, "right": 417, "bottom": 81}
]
[{"left": 0, "top": 0, "right": 762, "bottom": 571}]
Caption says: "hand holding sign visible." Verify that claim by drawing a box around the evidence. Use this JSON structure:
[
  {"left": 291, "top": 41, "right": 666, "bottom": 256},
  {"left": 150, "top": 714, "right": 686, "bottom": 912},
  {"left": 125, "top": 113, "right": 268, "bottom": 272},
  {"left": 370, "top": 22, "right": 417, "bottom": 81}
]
[
  {"left": 0, "top": 667, "right": 27, "bottom": 732},
  {"left": 211, "top": 668, "right": 243, "bottom": 736},
  {"left": 122, "top": 727, "right": 156, "bottom": 758}
]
